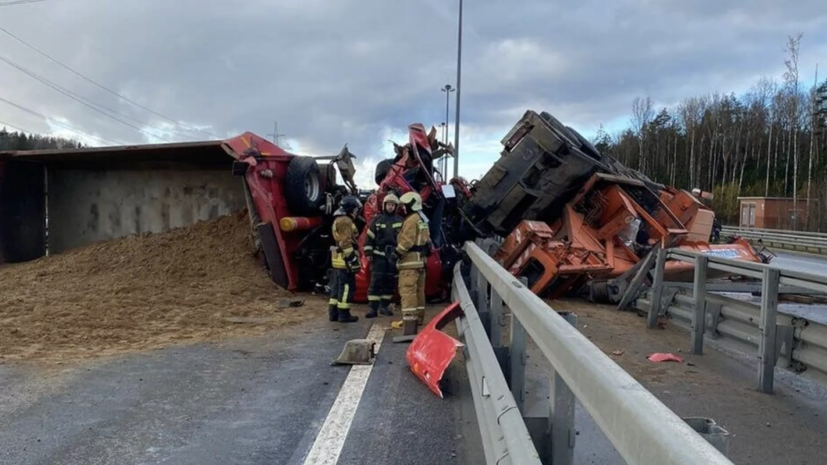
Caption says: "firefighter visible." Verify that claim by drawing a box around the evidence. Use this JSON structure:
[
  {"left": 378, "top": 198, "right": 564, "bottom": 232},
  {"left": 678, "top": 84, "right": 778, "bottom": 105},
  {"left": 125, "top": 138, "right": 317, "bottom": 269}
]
[
  {"left": 328, "top": 195, "right": 363, "bottom": 323},
  {"left": 363, "top": 193, "right": 403, "bottom": 318},
  {"left": 394, "top": 191, "right": 431, "bottom": 335}
]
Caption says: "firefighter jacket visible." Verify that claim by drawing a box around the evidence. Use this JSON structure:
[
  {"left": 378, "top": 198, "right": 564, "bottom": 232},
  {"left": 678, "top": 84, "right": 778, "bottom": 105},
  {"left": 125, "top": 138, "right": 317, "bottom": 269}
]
[
  {"left": 331, "top": 214, "right": 359, "bottom": 270},
  {"left": 364, "top": 213, "right": 403, "bottom": 257},
  {"left": 395, "top": 211, "right": 430, "bottom": 270}
]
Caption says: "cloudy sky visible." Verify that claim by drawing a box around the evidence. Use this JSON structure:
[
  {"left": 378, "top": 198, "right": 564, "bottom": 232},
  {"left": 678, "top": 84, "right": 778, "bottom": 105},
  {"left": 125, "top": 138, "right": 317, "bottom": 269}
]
[{"left": 1, "top": 0, "right": 826, "bottom": 187}]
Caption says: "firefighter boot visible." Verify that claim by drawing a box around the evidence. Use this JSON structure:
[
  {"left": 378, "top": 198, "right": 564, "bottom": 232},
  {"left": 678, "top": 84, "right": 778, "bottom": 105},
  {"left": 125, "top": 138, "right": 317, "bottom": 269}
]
[
  {"left": 366, "top": 301, "right": 379, "bottom": 319},
  {"left": 338, "top": 309, "right": 359, "bottom": 323},
  {"left": 328, "top": 304, "right": 338, "bottom": 322},
  {"left": 379, "top": 299, "right": 393, "bottom": 316}
]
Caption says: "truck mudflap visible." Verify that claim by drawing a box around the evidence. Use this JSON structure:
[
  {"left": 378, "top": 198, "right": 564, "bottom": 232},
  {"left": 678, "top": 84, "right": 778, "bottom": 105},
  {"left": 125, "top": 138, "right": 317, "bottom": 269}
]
[{"left": 406, "top": 301, "right": 464, "bottom": 398}]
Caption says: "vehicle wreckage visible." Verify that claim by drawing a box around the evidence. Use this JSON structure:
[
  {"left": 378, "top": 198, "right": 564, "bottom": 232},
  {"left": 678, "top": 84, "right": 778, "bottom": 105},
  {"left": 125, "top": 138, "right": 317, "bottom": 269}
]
[
  {"left": 227, "top": 108, "right": 771, "bottom": 396},
  {"left": 230, "top": 109, "right": 771, "bottom": 308}
]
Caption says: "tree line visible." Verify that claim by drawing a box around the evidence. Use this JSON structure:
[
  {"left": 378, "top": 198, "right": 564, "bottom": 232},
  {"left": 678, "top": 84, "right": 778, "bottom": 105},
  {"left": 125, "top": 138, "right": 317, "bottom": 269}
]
[
  {"left": 595, "top": 34, "right": 827, "bottom": 231},
  {"left": 0, "top": 127, "right": 84, "bottom": 151}
]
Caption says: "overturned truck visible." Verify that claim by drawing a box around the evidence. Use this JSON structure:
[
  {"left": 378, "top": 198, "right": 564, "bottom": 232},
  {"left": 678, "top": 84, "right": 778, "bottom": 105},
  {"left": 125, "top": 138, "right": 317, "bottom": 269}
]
[{"left": 457, "top": 110, "right": 770, "bottom": 302}]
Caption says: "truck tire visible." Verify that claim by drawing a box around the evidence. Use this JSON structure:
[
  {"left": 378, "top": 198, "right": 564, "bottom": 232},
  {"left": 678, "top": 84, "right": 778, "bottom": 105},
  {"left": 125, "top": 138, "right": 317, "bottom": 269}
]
[
  {"left": 566, "top": 125, "right": 603, "bottom": 161},
  {"left": 285, "top": 156, "right": 324, "bottom": 216},
  {"left": 375, "top": 158, "right": 394, "bottom": 185}
]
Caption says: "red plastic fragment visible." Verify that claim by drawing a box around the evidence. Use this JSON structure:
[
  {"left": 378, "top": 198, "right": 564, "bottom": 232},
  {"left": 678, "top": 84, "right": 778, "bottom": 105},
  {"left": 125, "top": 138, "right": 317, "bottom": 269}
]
[
  {"left": 405, "top": 301, "right": 465, "bottom": 398},
  {"left": 647, "top": 352, "right": 684, "bottom": 363}
]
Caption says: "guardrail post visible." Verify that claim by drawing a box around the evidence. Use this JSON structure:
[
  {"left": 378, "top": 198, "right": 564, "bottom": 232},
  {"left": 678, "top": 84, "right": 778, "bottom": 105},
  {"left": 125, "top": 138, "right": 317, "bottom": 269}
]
[
  {"left": 692, "top": 255, "right": 708, "bottom": 355},
  {"left": 469, "top": 264, "right": 479, "bottom": 311},
  {"left": 490, "top": 289, "right": 510, "bottom": 376},
  {"left": 490, "top": 289, "right": 503, "bottom": 348},
  {"left": 647, "top": 246, "right": 667, "bottom": 329},
  {"left": 550, "top": 312, "right": 577, "bottom": 465},
  {"left": 475, "top": 265, "right": 491, "bottom": 336},
  {"left": 758, "top": 267, "right": 780, "bottom": 393},
  {"left": 510, "top": 277, "right": 528, "bottom": 412}
]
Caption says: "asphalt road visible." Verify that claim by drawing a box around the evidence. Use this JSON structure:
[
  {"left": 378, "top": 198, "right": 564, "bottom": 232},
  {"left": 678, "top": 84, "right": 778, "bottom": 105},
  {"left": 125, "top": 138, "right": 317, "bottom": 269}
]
[
  {"left": 523, "top": 341, "right": 626, "bottom": 465},
  {"left": 720, "top": 251, "right": 827, "bottom": 324},
  {"left": 0, "top": 315, "right": 483, "bottom": 465},
  {"left": 769, "top": 251, "right": 827, "bottom": 275}
]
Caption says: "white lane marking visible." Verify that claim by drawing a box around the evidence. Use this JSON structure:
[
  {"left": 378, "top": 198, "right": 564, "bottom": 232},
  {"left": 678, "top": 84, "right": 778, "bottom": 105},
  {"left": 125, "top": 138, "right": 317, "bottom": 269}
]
[{"left": 301, "top": 323, "right": 387, "bottom": 465}]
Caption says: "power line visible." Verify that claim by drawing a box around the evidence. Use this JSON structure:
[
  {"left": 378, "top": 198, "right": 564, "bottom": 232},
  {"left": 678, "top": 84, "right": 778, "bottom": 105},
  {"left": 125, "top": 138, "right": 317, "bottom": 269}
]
[
  {"left": 0, "top": 53, "right": 174, "bottom": 142},
  {"left": 0, "top": 0, "right": 65, "bottom": 7},
  {"left": 0, "top": 94, "right": 122, "bottom": 145},
  {"left": 0, "top": 119, "right": 36, "bottom": 134},
  {"left": 0, "top": 25, "right": 219, "bottom": 139},
  {"left": 0, "top": 51, "right": 168, "bottom": 132}
]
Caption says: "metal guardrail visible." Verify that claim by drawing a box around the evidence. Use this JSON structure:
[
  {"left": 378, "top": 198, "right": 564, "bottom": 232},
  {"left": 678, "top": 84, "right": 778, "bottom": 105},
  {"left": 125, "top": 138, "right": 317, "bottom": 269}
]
[
  {"left": 636, "top": 247, "right": 827, "bottom": 392},
  {"left": 452, "top": 265, "right": 542, "bottom": 465},
  {"left": 455, "top": 241, "right": 733, "bottom": 465},
  {"left": 722, "top": 226, "right": 827, "bottom": 254}
]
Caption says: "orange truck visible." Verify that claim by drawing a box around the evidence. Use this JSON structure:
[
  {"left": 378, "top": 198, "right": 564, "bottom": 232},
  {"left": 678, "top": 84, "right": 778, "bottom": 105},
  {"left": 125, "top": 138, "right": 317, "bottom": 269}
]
[{"left": 458, "top": 110, "right": 769, "bottom": 302}]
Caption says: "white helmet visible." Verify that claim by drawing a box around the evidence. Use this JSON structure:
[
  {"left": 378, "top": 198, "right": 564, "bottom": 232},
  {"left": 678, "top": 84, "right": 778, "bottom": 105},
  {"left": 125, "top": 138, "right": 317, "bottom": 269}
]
[{"left": 399, "top": 191, "right": 423, "bottom": 212}]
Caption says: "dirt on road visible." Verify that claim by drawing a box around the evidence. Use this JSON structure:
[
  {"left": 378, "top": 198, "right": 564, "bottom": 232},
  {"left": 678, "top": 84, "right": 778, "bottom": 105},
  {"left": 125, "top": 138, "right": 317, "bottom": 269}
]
[
  {"left": 0, "top": 210, "right": 325, "bottom": 363},
  {"left": 555, "top": 298, "right": 827, "bottom": 465},
  {"left": 553, "top": 299, "right": 710, "bottom": 386}
]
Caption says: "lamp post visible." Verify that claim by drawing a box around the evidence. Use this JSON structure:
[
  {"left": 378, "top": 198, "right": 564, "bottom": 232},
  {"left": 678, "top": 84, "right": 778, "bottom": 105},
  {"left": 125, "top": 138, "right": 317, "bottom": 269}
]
[
  {"left": 452, "top": 0, "right": 463, "bottom": 179},
  {"left": 441, "top": 84, "right": 454, "bottom": 178},
  {"left": 439, "top": 121, "right": 447, "bottom": 176}
]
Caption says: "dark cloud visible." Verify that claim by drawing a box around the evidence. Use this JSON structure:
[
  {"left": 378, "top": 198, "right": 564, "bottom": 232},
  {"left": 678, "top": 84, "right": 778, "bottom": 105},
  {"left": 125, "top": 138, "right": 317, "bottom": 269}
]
[{"left": 1, "top": 0, "right": 826, "bottom": 167}]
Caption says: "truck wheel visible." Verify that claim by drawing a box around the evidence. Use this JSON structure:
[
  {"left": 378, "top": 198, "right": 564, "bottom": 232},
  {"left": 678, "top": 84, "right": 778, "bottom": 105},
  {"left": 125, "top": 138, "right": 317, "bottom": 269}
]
[
  {"left": 375, "top": 158, "right": 394, "bottom": 185},
  {"left": 566, "top": 125, "right": 603, "bottom": 161},
  {"left": 285, "top": 156, "right": 324, "bottom": 216}
]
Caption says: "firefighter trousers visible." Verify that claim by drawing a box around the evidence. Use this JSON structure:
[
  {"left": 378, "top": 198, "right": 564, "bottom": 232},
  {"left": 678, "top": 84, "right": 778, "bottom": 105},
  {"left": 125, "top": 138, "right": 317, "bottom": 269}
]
[
  {"left": 368, "top": 256, "right": 395, "bottom": 307},
  {"left": 329, "top": 269, "right": 356, "bottom": 310},
  {"left": 398, "top": 268, "right": 426, "bottom": 324}
]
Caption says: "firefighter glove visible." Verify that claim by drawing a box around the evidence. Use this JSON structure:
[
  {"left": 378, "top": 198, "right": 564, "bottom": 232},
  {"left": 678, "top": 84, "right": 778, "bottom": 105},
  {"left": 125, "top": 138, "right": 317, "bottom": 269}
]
[{"left": 346, "top": 252, "right": 361, "bottom": 273}]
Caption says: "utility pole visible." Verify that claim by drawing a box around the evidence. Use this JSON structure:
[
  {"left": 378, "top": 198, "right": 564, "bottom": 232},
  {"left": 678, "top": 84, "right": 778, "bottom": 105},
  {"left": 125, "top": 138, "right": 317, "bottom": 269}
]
[
  {"left": 452, "top": 0, "right": 463, "bottom": 179},
  {"left": 267, "top": 121, "right": 286, "bottom": 146}
]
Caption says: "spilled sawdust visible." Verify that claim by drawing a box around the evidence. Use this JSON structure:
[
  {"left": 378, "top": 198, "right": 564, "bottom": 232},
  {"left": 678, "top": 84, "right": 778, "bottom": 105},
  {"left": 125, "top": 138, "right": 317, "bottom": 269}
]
[{"left": 0, "top": 210, "right": 324, "bottom": 363}]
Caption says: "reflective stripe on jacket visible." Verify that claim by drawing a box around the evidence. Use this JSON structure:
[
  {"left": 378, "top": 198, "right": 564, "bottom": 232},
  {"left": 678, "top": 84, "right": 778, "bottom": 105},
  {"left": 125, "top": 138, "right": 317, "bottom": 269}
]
[
  {"left": 364, "top": 213, "right": 403, "bottom": 256},
  {"left": 396, "top": 212, "right": 430, "bottom": 270},
  {"left": 331, "top": 215, "right": 358, "bottom": 270}
]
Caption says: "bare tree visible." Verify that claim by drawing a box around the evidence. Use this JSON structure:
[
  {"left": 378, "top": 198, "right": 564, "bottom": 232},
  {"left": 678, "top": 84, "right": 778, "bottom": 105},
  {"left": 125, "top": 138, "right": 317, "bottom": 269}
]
[
  {"left": 808, "top": 65, "right": 820, "bottom": 228},
  {"left": 630, "top": 96, "right": 654, "bottom": 173},
  {"left": 784, "top": 33, "right": 803, "bottom": 228},
  {"left": 754, "top": 77, "right": 777, "bottom": 195}
]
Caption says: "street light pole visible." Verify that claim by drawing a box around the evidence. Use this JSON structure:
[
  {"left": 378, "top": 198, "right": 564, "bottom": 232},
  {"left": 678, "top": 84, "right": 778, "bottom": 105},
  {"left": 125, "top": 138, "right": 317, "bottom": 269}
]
[
  {"left": 452, "top": 0, "right": 463, "bottom": 179},
  {"left": 439, "top": 121, "right": 447, "bottom": 176},
  {"left": 441, "top": 84, "right": 455, "bottom": 178}
]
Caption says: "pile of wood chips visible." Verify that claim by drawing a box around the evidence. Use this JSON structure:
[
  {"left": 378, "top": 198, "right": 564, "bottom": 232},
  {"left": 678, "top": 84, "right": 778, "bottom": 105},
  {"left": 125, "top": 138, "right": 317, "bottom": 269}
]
[{"left": 0, "top": 210, "right": 322, "bottom": 362}]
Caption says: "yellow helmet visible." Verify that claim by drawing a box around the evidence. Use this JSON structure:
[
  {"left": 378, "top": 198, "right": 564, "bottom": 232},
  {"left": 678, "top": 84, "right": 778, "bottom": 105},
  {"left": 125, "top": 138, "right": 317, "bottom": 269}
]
[
  {"left": 399, "top": 191, "right": 423, "bottom": 212},
  {"left": 383, "top": 193, "right": 399, "bottom": 205}
]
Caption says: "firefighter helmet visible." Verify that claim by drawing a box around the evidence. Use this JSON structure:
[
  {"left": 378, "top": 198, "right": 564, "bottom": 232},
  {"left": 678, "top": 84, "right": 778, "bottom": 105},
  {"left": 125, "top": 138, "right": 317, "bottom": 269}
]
[
  {"left": 399, "top": 191, "right": 423, "bottom": 212},
  {"left": 338, "top": 196, "right": 362, "bottom": 215},
  {"left": 383, "top": 193, "right": 399, "bottom": 205}
]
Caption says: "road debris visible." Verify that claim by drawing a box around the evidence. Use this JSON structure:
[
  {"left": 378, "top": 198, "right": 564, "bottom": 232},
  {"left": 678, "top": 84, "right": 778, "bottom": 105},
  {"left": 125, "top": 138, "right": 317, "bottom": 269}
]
[
  {"left": 331, "top": 339, "right": 376, "bottom": 366},
  {"left": 648, "top": 353, "right": 685, "bottom": 363},
  {"left": 277, "top": 298, "right": 305, "bottom": 308}
]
